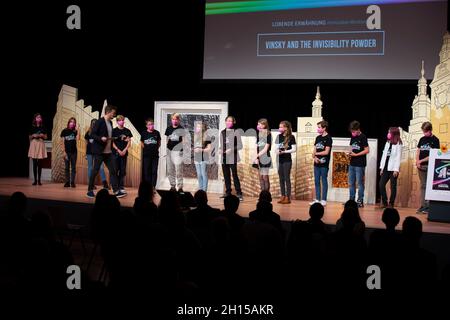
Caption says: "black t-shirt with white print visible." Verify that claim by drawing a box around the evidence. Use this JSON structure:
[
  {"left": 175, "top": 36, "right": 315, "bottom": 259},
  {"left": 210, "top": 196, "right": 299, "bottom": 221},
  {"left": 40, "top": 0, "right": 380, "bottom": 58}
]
[
  {"left": 141, "top": 130, "right": 161, "bottom": 157},
  {"left": 165, "top": 125, "right": 185, "bottom": 151},
  {"left": 417, "top": 135, "right": 440, "bottom": 165},
  {"left": 350, "top": 133, "right": 369, "bottom": 167},
  {"left": 112, "top": 127, "right": 133, "bottom": 156},
  {"left": 276, "top": 134, "right": 296, "bottom": 163},
  {"left": 60, "top": 128, "right": 77, "bottom": 154},
  {"left": 314, "top": 134, "right": 333, "bottom": 167}
]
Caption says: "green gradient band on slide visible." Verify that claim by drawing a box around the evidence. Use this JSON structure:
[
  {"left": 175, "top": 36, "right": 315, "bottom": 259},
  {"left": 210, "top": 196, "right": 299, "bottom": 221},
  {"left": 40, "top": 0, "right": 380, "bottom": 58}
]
[{"left": 205, "top": 0, "right": 443, "bottom": 15}]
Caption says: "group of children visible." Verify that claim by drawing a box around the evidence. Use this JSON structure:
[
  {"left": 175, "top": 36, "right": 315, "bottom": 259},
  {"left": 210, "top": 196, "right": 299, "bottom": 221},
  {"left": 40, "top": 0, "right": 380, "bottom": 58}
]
[{"left": 28, "top": 110, "right": 440, "bottom": 213}]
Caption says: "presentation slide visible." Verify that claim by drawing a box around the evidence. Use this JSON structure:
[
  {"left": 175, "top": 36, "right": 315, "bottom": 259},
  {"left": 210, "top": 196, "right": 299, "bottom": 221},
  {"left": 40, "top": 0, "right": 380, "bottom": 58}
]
[{"left": 203, "top": 0, "right": 448, "bottom": 79}]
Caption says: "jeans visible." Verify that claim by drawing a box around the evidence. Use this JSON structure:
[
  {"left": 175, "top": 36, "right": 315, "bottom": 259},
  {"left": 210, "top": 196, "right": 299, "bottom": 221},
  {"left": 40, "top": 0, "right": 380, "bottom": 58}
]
[
  {"left": 348, "top": 165, "right": 365, "bottom": 202},
  {"left": 278, "top": 161, "right": 292, "bottom": 197},
  {"left": 166, "top": 150, "right": 183, "bottom": 189},
  {"left": 379, "top": 170, "right": 398, "bottom": 206},
  {"left": 115, "top": 154, "right": 128, "bottom": 189},
  {"left": 417, "top": 167, "right": 428, "bottom": 208},
  {"left": 87, "top": 154, "right": 106, "bottom": 182},
  {"left": 314, "top": 166, "right": 329, "bottom": 201},
  {"left": 88, "top": 153, "right": 118, "bottom": 192},
  {"left": 64, "top": 151, "right": 77, "bottom": 183},
  {"left": 143, "top": 156, "right": 159, "bottom": 188},
  {"left": 222, "top": 163, "right": 242, "bottom": 195},
  {"left": 195, "top": 161, "right": 208, "bottom": 191}
]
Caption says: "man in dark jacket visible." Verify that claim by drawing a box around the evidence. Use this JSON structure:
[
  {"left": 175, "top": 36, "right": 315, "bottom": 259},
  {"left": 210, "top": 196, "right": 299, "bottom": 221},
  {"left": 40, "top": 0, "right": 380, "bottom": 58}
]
[{"left": 87, "top": 105, "right": 126, "bottom": 198}]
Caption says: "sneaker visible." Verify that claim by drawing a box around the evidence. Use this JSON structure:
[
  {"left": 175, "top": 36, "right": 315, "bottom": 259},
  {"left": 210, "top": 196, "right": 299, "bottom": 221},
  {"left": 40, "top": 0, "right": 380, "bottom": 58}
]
[
  {"left": 309, "top": 199, "right": 320, "bottom": 205},
  {"left": 64, "top": 182, "right": 70, "bottom": 188},
  {"left": 178, "top": 188, "right": 184, "bottom": 194},
  {"left": 220, "top": 193, "right": 231, "bottom": 198},
  {"left": 280, "top": 197, "right": 291, "bottom": 204},
  {"left": 71, "top": 183, "right": 76, "bottom": 188},
  {"left": 416, "top": 206, "right": 426, "bottom": 213},
  {"left": 86, "top": 191, "right": 95, "bottom": 198},
  {"left": 238, "top": 194, "right": 244, "bottom": 201},
  {"left": 320, "top": 200, "right": 327, "bottom": 206},
  {"left": 32, "top": 181, "right": 37, "bottom": 186},
  {"left": 37, "top": 181, "right": 42, "bottom": 186},
  {"left": 357, "top": 200, "right": 364, "bottom": 208},
  {"left": 277, "top": 196, "right": 286, "bottom": 204},
  {"left": 115, "top": 191, "right": 126, "bottom": 198},
  {"left": 120, "top": 189, "right": 127, "bottom": 194}
]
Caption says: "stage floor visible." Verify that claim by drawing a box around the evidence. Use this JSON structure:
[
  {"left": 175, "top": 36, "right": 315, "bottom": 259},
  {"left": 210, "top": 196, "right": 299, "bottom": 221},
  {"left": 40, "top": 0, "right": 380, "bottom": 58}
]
[{"left": 1, "top": 177, "right": 449, "bottom": 235}]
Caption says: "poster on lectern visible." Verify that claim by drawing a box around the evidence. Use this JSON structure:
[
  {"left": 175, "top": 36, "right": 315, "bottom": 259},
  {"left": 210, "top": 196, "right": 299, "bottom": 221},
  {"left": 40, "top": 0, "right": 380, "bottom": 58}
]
[{"left": 425, "top": 148, "right": 450, "bottom": 202}]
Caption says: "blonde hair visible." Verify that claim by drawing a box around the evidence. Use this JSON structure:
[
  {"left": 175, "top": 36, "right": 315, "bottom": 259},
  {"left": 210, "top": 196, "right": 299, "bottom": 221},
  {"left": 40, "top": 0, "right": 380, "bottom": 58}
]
[
  {"left": 258, "top": 118, "right": 270, "bottom": 131},
  {"left": 116, "top": 115, "right": 125, "bottom": 121},
  {"left": 171, "top": 113, "right": 181, "bottom": 120}
]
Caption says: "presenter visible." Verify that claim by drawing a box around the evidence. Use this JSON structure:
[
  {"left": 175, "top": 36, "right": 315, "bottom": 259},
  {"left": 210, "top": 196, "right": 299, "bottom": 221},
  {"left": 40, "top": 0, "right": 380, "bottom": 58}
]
[
  {"left": 28, "top": 113, "right": 48, "bottom": 186},
  {"left": 87, "top": 105, "right": 125, "bottom": 199},
  {"left": 276, "top": 121, "right": 296, "bottom": 204},
  {"left": 416, "top": 121, "right": 440, "bottom": 214},
  {"left": 85, "top": 119, "right": 109, "bottom": 190},
  {"left": 220, "top": 116, "right": 243, "bottom": 201},
  {"left": 379, "top": 127, "right": 402, "bottom": 209}
]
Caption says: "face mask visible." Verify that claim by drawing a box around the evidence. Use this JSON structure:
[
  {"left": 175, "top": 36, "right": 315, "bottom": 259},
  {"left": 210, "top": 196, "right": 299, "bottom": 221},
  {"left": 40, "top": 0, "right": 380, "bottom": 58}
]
[
  {"left": 195, "top": 127, "right": 202, "bottom": 133},
  {"left": 147, "top": 124, "right": 154, "bottom": 131},
  {"left": 351, "top": 131, "right": 359, "bottom": 137},
  {"left": 226, "top": 122, "right": 234, "bottom": 129},
  {"left": 69, "top": 122, "right": 76, "bottom": 129},
  {"left": 171, "top": 120, "right": 179, "bottom": 127},
  {"left": 387, "top": 133, "right": 392, "bottom": 140},
  {"left": 35, "top": 117, "right": 42, "bottom": 124},
  {"left": 117, "top": 120, "right": 125, "bottom": 127},
  {"left": 257, "top": 124, "right": 264, "bottom": 131},
  {"left": 424, "top": 131, "right": 432, "bottom": 137},
  {"left": 278, "top": 127, "right": 285, "bottom": 133},
  {"left": 317, "top": 127, "right": 324, "bottom": 134}
]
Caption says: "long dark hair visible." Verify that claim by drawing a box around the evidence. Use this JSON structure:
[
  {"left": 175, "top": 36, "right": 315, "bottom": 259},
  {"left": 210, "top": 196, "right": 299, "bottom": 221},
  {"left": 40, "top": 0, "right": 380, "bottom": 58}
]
[
  {"left": 66, "top": 117, "right": 77, "bottom": 129},
  {"left": 32, "top": 113, "right": 43, "bottom": 127},
  {"left": 280, "top": 120, "right": 292, "bottom": 148},
  {"left": 88, "top": 119, "right": 97, "bottom": 135},
  {"left": 389, "top": 127, "right": 402, "bottom": 145}
]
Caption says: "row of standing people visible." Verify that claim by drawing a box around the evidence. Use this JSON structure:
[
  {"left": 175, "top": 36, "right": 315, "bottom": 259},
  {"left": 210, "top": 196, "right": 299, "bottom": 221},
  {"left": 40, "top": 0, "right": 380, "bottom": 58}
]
[{"left": 28, "top": 109, "right": 440, "bottom": 213}]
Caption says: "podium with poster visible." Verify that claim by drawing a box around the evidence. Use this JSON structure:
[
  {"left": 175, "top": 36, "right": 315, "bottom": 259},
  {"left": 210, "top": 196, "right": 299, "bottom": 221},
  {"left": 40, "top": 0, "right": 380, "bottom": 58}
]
[{"left": 425, "top": 148, "right": 450, "bottom": 222}]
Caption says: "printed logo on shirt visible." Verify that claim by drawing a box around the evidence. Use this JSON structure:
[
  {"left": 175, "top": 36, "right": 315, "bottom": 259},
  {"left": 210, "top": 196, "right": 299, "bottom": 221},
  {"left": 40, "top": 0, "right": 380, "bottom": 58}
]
[
  {"left": 169, "top": 134, "right": 179, "bottom": 141},
  {"left": 89, "top": 139, "right": 94, "bottom": 144},
  {"left": 257, "top": 140, "right": 267, "bottom": 148},
  {"left": 65, "top": 134, "right": 76, "bottom": 141},
  {"left": 420, "top": 143, "right": 432, "bottom": 151},
  {"left": 351, "top": 142, "right": 362, "bottom": 151},
  {"left": 315, "top": 142, "right": 325, "bottom": 150},
  {"left": 144, "top": 137, "right": 158, "bottom": 145}
]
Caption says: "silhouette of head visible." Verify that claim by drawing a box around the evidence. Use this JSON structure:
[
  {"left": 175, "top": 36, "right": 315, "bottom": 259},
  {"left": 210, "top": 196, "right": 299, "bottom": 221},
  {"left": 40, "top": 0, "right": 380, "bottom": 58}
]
[
  {"left": 8, "top": 191, "right": 28, "bottom": 217},
  {"left": 382, "top": 208, "right": 400, "bottom": 230},
  {"left": 402, "top": 216, "right": 422, "bottom": 243},
  {"left": 194, "top": 190, "right": 208, "bottom": 207},
  {"left": 258, "top": 190, "right": 272, "bottom": 203},
  {"left": 138, "top": 180, "right": 153, "bottom": 202},
  {"left": 309, "top": 202, "right": 324, "bottom": 221},
  {"left": 224, "top": 194, "right": 240, "bottom": 214},
  {"left": 340, "top": 207, "right": 361, "bottom": 230},
  {"left": 344, "top": 199, "right": 358, "bottom": 211}
]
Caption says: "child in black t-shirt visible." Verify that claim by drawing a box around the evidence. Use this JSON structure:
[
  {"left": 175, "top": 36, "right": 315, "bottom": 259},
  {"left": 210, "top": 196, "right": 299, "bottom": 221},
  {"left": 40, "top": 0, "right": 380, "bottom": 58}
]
[
  {"left": 415, "top": 121, "right": 440, "bottom": 214},
  {"left": 164, "top": 113, "right": 186, "bottom": 192},
  {"left": 276, "top": 120, "right": 296, "bottom": 204},
  {"left": 193, "top": 121, "right": 212, "bottom": 191},
  {"left": 253, "top": 118, "right": 272, "bottom": 192},
  {"left": 112, "top": 115, "right": 133, "bottom": 193},
  {"left": 141, "top": 118, "right": 161, "bottom": 188},
  {"left": 28, "top": 113, "right": 48, "bottom": 185},
  {"left": 310, "top": 120, "right": 332, "bottom": 206},
  {"left": 60, "top": 117, "right": 79, "bottom": 187},
  {"left": 347, "top": 120, "right": 369, "bottom": 207}
]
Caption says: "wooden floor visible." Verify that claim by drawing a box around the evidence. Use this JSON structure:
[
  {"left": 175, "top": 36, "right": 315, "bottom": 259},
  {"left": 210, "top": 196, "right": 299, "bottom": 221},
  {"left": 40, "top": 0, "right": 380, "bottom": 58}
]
[{"left": 1, "top": 177, "right": 450, "bottom": 235}]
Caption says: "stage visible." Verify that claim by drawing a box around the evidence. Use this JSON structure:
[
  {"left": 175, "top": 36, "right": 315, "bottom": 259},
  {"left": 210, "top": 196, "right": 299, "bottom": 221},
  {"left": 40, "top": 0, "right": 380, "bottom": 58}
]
[{"left": 1, "top": 177, "right": 450, "bottom": 235}]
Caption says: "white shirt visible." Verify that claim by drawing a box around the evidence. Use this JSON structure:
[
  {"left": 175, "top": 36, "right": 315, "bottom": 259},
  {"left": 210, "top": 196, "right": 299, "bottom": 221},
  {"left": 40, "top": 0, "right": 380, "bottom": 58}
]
[{"left": 379, "top": 141, "right": 402, "bottom": 172}]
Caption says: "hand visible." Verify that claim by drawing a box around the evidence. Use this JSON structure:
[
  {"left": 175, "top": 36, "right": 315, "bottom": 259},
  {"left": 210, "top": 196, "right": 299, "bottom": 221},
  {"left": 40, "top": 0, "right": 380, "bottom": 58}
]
[
  {"left": 278, "top": 149, "right": 284, "bottom": 155},
  {"left": 393, "top": 171, "right": 399, "bottom": 178},
  {"left": 194, "top": 147, "right": 201, "bottom": 153},
  {"left": 314, "top": 157, "right": 320, "bottom": 164},
  {"left": 101, "top": 137, "right": 107, "bottom": 142},
  {"left": 225, "top": 149, "right": 231, "bottom": 154},
  {"left": 64, "top": 153, "right": 68, "bottom": 161},
  {"left": 350, "top": 152, "right": 357, "bottom": 157},
  {"left": 380, "top": 169, "right": 383, "bottom": 176},
  {"left": 416, "top": 160, "right": 422, "bottom": 169},
  {"left": 253, "top": 158, "right": 259, "bottom": 164}
]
